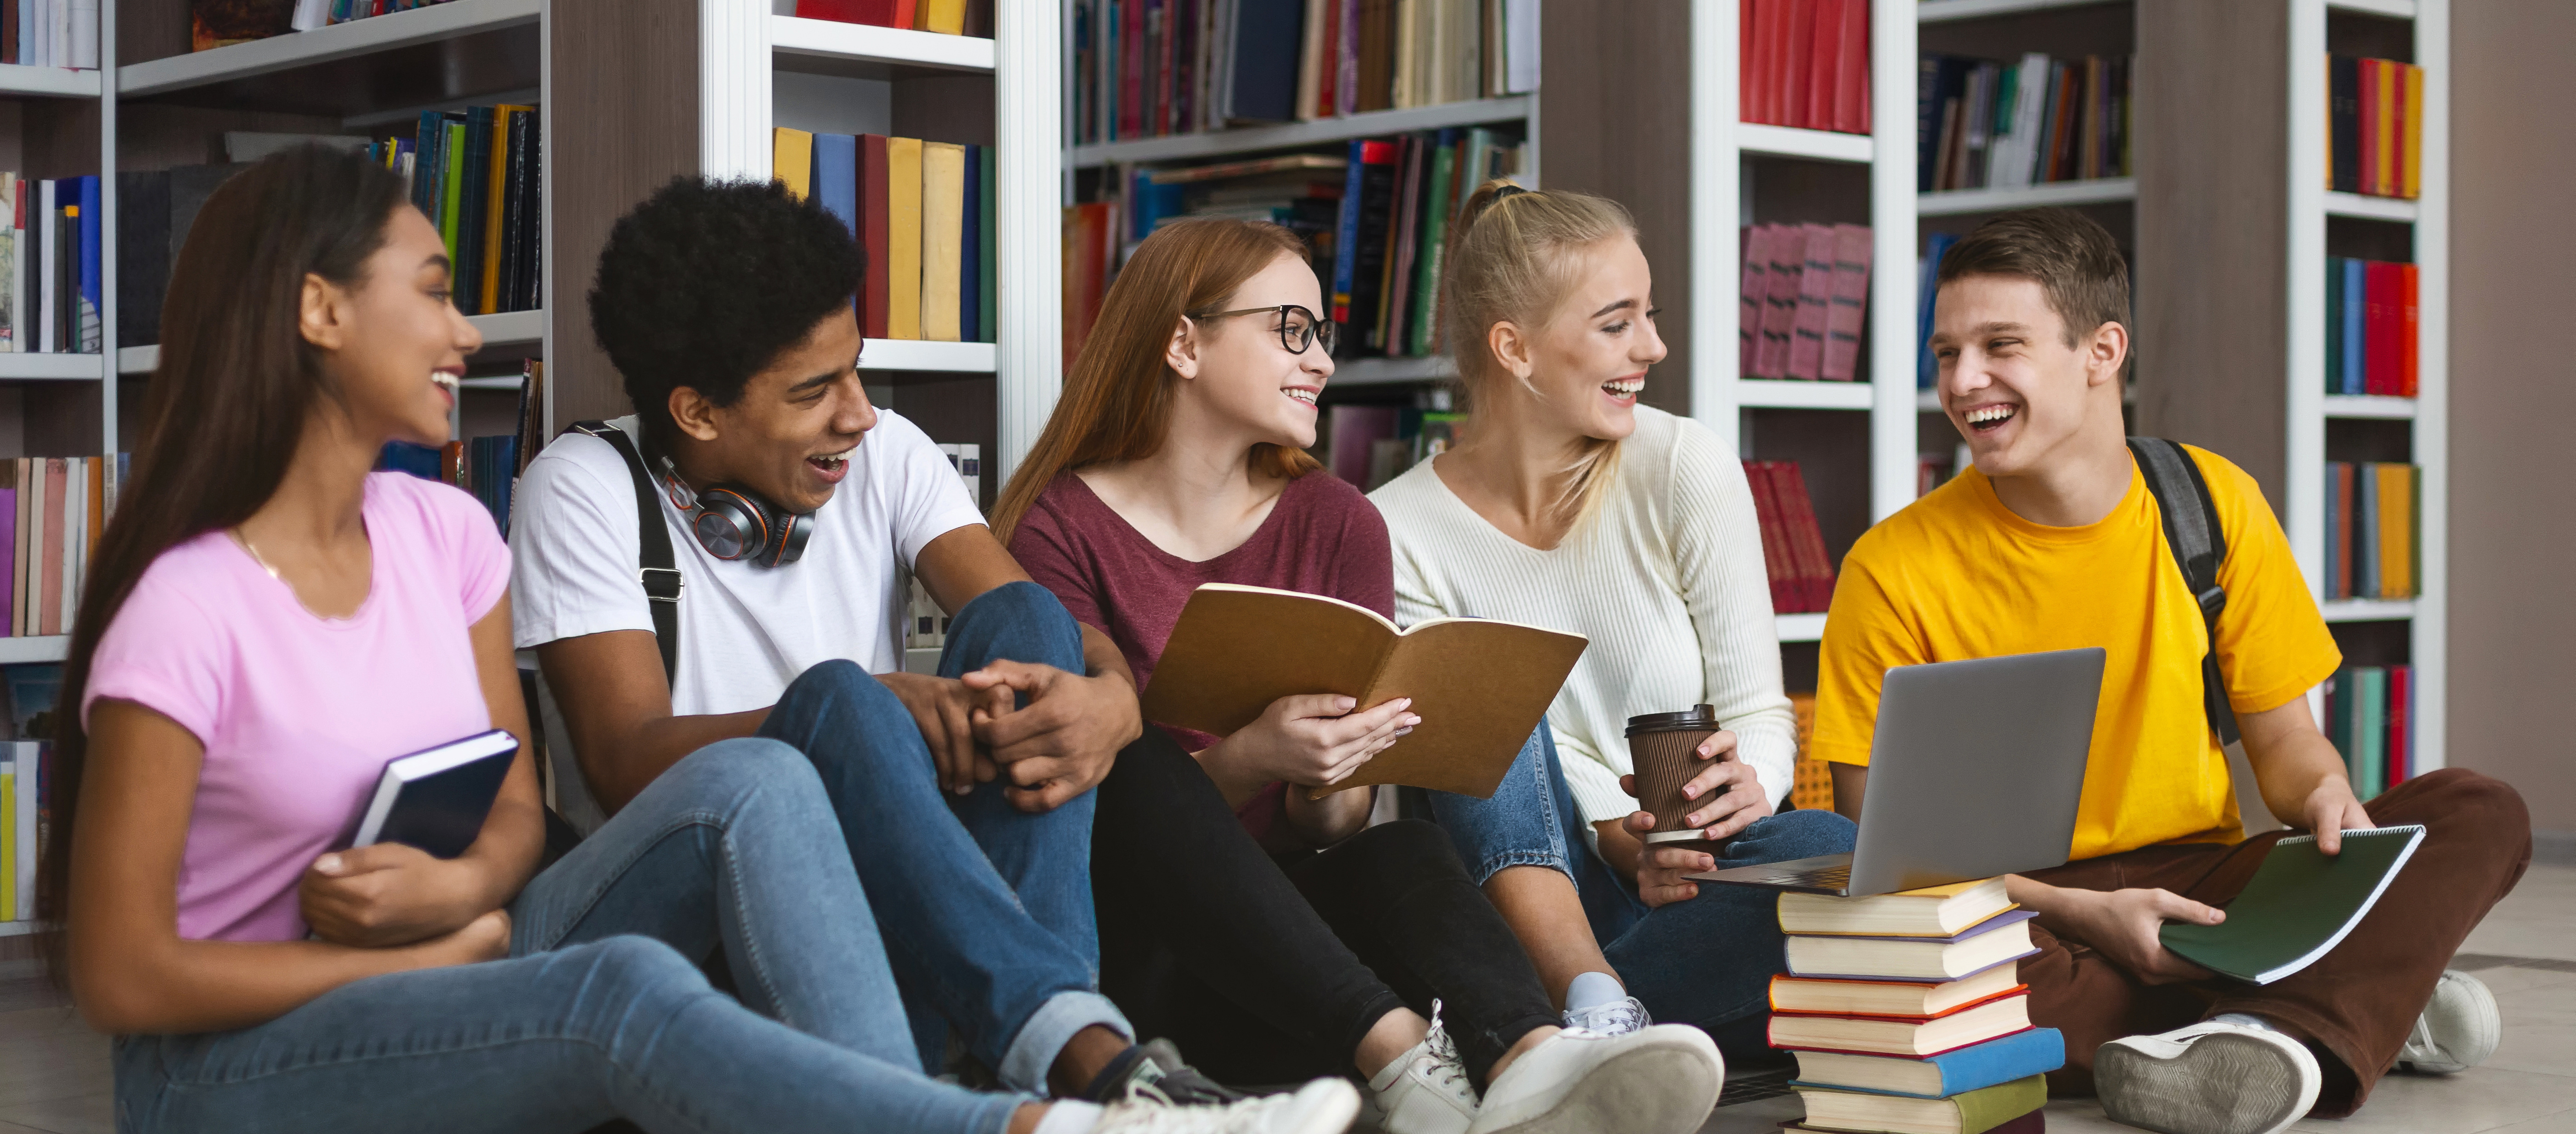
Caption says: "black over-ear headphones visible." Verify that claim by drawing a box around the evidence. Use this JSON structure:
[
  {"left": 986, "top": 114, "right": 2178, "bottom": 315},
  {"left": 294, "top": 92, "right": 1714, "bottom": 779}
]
[{"left": 656, "top": 456, "right": 814, "bottom": 568}]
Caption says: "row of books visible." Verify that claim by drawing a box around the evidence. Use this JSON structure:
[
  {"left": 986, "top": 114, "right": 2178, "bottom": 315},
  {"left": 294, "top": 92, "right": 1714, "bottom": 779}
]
[
  {"left": 1749, "top": 460, "right": 1836, "bottom": 615},
  {"left": 1071, "top": 0, "right": 1537, "bottom": 144},
  {"left": 2322, "top": 460, "right": 2417, "bottom": 601},
  {"left": 2, "top": 455, "right": 123, "bottom": 639},
  {"left": 1772, "top": 878, "right": 2060, "bottom": 1134},
  {"left": 377, "top": 360, "right": 547, "bottom": 536},
  {"left": 777, "top": 129, "right": 998, "bottom": 345},
  {"left": 7, "top": 0, "right": 97, "bottom": 68},
  {"left": 190, "top": 0, "right": 458, "bottom": 49},
  {"left": 1740, "top": 222, "right": 1872, "bottom": 383},
  {"left": 2323, "top": 257, "right": 2417, "bottom": 398},
  {"left": 1331, "top": 129, "right": 1522, "bottom": 358},
  {"left": 0, "top": 174, "right": 100, "bottom": 355},
  {"left": 2326, "top": 663, "right": 2414, "bottom": 805},
  {"left": 1125, "top": 151, "right": 1343, "bottom": 256},
  {"left": 1740, "top": 0, "right": 1871, "bottom": 135},
  {"left": 368, "top": 105, "right": 543, "bottom": 318},
  {"left": 901, "top": 442, "right": 986, "bottom": 651},
  {"left": 2328, "top": 54, "right": 2423, "bottom": 200},
  {"left": 1322, "top": 403, "right": 1455, "bottom": 492},
  {"left": 791, "top": 0, "right": 980, "bottom": 36},
  {"left": 0, "top": 741, "right": 42, "bottom": 921},
  {"left": 1919, "top": 52, "right": 2131, "bottom": 195}
]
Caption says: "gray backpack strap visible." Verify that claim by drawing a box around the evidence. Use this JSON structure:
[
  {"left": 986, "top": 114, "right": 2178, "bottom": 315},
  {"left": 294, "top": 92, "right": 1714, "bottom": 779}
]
[
  {"left": 567, "top": 420, "right": 681, "bottom": 687},
  {"left": 2127, "top": 437, "right": 2239, "bottom": 746}
]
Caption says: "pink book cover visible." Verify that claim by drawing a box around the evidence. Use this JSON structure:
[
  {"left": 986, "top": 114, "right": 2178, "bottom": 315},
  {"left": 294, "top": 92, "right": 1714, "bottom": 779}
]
[
  {"left": 1740, "top": 224, "right": 1773, "bottom": 376},
  {"left": 1820, "top": 223, "right": 1872, "bottom": 380},
  {"left": 1784, "top": 224, "right": 1836, "bottom": 380},
  {"left": 1756, "top": 225, "right": 1805, "bottom": 379},
  {"left": 39, "top": 458, "right": 63, "bottom": 637}
]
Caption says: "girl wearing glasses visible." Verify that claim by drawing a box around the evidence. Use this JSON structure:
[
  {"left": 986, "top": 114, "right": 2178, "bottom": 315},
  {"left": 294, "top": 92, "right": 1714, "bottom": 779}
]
[{"left": 993, "top": 218, "right": 1722, "bottom": 1134}]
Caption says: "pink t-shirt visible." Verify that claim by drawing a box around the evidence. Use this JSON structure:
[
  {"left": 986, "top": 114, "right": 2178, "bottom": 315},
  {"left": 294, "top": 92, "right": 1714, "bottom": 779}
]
[{"left": 84, "top": 472, "right": 510, "bottom": 942}]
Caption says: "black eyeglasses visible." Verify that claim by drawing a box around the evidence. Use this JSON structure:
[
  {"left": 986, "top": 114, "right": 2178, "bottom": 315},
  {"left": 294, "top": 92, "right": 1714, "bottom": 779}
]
[{"left": 1188, "top": 303, "right": 1337, "bottom": 356}]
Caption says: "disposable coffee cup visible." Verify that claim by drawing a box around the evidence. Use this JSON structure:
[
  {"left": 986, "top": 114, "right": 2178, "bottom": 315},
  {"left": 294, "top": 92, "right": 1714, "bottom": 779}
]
[{"left": 1626, "top": 705, "right": 1723, "bottom": 845}]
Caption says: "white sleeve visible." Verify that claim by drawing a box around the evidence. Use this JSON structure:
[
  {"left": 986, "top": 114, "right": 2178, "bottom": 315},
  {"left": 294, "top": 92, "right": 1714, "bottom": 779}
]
[
  {"left": 509, "top": 442, "right": 656, "bottom": 650},
  {"left": 1666, "top": 420, "right": 1800, "bottom": 808},
  {"left": 872, "top": 412, "right": 990, "bottom": 567}
]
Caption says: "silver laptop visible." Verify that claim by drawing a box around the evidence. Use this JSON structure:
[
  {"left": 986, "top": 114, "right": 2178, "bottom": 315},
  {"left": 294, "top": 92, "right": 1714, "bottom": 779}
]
[{"left": 1691, "top": 647, "right": 2103, "bottom": 897}]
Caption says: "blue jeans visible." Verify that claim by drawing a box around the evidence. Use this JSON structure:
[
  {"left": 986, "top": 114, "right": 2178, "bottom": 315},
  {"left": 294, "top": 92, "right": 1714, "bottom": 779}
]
[
  {"left": 757, "top": 580, "right": 1124, "bottom": 1087},
  {"left": 113, "top": 740, "right": 1022, "bottom": 1134},
  {"left": 1428, "top": 721, "right": 1857, "bottom": 1060}
]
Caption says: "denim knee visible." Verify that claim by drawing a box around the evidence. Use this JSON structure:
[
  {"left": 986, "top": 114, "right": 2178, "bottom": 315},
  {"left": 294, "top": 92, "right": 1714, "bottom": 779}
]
[
  {"left": 1746, "top": 807, "right": 1858, "bottom": 859},
  {"left": 955, "top": 579, "right": 1072, "bottom": 628},
  {"left": 658, "top": 737, "right": 835, "bottom": 819}
]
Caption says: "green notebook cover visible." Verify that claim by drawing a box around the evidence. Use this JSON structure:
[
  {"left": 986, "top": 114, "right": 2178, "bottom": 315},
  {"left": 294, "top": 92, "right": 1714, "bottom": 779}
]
[
  {"left": 2161, "top": 824, "right": 2425, "bottom": 984},
  {"left": 1794, "top": 1073, "right": 2044, "bottom": 1134}
]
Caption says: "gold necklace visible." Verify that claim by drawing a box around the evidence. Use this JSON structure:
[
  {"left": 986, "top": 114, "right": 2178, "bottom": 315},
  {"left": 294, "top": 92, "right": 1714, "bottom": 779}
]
[{"left": 229, "top": 529, "right": 284, "bottom": 581}]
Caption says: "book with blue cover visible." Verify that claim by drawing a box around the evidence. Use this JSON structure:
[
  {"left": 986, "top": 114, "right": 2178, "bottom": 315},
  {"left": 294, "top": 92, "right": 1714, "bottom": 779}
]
[
  {"left": 350, "top": 729, "right": 519, "bottom": 860},
  {"left": 1791, "top": 1026, "right": 2065, "bottom": 1099}
]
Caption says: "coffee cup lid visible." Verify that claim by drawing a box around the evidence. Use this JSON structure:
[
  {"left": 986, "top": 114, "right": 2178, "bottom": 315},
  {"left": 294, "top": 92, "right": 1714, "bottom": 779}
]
[{"left": 1626, "top": 705, "right": 1720, "bottom": 736}]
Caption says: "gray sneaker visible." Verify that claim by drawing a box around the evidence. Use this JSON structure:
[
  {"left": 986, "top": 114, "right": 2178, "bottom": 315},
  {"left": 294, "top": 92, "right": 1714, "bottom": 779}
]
[
  {"left": 2095, "top": 1020, "right": 2320, "bottom": 1134},
  {"left": 1559, "top": 995, "right": 1650, "bottom": 1037},
  {"left": 2396, "top": 969, "right": 2501, "bottom": 1074}
]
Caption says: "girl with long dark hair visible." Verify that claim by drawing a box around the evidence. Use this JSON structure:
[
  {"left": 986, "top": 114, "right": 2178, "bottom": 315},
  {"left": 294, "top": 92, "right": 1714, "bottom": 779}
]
[{"left": 39, "top": 145, "right": 1351, "bottom": 1134}]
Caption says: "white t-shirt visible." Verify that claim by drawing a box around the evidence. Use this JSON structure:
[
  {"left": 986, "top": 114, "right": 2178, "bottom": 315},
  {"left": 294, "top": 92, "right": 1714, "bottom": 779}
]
[{"left": 510, "top": 411, "right": 985, "bottom": 716}]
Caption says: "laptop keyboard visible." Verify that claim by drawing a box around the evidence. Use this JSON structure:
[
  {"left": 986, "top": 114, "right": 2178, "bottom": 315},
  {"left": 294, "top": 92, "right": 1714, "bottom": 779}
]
[{"left": 1741, "top": 864, "right": 1852, "bottom": 888}]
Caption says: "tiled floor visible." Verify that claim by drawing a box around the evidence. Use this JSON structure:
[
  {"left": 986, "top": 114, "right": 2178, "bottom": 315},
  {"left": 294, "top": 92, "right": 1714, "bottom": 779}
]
[{"left": 5, "top": 865, "right": 2571, "bottom": 1134}]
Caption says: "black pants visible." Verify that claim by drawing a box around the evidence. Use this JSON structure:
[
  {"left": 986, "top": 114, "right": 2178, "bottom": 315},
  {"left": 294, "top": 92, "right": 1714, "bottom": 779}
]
[{"left": 1092, "top": 729, "right": 1559, "bottom": 1087}]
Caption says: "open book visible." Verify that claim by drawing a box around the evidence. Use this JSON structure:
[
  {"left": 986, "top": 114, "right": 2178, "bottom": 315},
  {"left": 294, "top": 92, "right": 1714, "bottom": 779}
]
[{"left": 1139, "top": 584, "right": 1586, "bottom": 799}]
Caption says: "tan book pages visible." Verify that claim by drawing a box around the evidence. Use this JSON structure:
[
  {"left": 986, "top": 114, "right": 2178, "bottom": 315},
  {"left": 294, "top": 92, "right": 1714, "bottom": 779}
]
[
  {"left": 1139, "top": 583, "right": 1586, "bottom": 799},
  {"left": 919, "top": 142, "right": 965, "bottom": 342},
  {"left": 885, "top": 137, "right": 925, "bottom": 339}
]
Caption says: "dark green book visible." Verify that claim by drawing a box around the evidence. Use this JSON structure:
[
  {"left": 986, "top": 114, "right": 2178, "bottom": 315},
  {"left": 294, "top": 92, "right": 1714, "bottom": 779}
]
[{"left": 2161, "top": 824, "right": 2425, "bottom": 984}]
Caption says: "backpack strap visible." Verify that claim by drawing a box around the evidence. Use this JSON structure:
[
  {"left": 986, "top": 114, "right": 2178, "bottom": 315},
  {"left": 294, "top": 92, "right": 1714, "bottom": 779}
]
[
  {"left": 2127, "top": 437, "right": 2240, "bottom": 746},
  {"left": 567, "top": 420, "right": 681, "bottom": 686}
]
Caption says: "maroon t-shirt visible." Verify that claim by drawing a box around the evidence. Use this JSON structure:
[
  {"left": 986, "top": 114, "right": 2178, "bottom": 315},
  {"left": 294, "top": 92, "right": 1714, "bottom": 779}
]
[{"left": 1009, "top": 471, "right": 1394, "bottom": 839}]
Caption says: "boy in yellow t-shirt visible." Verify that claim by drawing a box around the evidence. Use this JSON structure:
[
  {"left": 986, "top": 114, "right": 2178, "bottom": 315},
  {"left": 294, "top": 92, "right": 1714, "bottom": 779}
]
[{"left": 1814, "top": 210, "right": 2529, "bottom": 1134}]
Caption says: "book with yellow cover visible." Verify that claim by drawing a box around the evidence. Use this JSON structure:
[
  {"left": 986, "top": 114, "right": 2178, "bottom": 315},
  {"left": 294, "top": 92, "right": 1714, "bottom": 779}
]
[
  {"left": 1140, "top": 584, "right": 1586, "bottom": 800},
  {"left": 774, "top": 127, "right": 814, "bottom": 200},
  {"left": 920, "top": 141, "right": 965, "bottom": 342},
  {"left": 884, "top": 137, "right": 924, "bottom": 339},
  {"left": 1792, "top": 1074, "right": 2046, "bottom": 1134},
  {"left": 1769, "top": 994, "right": 2032, "bottom": 1058},
  {"left": 1779, "top": 877, "right": 2012, "bottom": 938},
  {"left": 2400, "top": 63, "right": 2423, "bottom": 198},
  {"left": 1771, "top": 962, "right": 2022, "bottom": 1019},
  {"left": 916, "top": 0, "right": 963, "bottom": 34}
]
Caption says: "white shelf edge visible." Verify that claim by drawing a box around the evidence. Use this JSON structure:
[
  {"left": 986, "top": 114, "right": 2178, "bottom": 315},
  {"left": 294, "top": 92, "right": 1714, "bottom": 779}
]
[
  {"left": 2321, "top": 598, "right": 2416, "bottom": 622},
  {"left": 2323, "top": 191, "right": 2419, "bottom": 222},
  {"left": 119, "top": 0, "right": 542, "bottom": 98},
  {"left": 769, "top": 16, "right": 995, "bottom": 73},
  {"left": 0, "top": 353, "right": 103, "bottom": 380},
  {"left": 1071, "top": 96, "right": 1533, "bottom": 168},
  {"left": 1919, "top": 177, "right": 2137, "bottom": 216},
  {"left": 1735, "top": 122, "right": 1875, "bottom": 164},
  {"left": 1917, "top": 0, "right": 2126, "bottom": 22},
  {"left": 1737, "top": 379, "right": 1875, "bottom": 410},
  {"left": 1332, "top": 356, "right": 1453, "bottom": 387},
  {"left": 0, "top": 636, "right": 69, "bottom": 663},
  {"left": 0, "top": 64, "right": 99, "bottom": 98},
  {"left": 2322, "top": 394, "right": 2416, "bottom": 419},
  {"left": 1776, "top": 612, "right": 1827, "bottom": 642},
  {"left": 0, "top": 921, "right": 52, "bottom": 938},
  {"left": 861, "top": 339, "right": 997, "bottom": 373},
  {"left": 120, "top": 310, "right": 543, "bottom": 375},
  {"left": 2326, "top": 0, "right": 2417, "bottom": 18}
]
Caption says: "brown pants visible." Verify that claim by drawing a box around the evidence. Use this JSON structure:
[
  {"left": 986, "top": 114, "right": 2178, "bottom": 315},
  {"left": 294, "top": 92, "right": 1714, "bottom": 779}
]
[{"left": 2021, "top": 768, "right": 2530, "bottom": 1117}]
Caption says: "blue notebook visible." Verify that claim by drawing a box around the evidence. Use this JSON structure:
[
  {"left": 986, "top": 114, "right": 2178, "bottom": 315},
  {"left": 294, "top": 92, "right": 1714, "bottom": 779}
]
[
  {"left": 1790, "top": 1026, "right": 2066, "bottom": 1099},
  {"left": 351, "top": 729, "right": 518, "bottom": 859}
]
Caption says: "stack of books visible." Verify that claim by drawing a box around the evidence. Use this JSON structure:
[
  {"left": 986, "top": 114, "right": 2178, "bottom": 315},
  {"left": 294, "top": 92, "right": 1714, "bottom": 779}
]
[
  {"left": 2327, "top": 54, "right": 2423, "bottom": 200},
  {"left": 1740, "top": 222, "right": 1872, "bottom": 383},
  {"left": 1919, "top": 52, "right": 2132, "bottom": 195},
  {"left": 2321, "top": 460, "right": 2419, "bottom": 600},
  {"left": 3, "top": 455, "right": 126, "bottom": 638},
  {"left": 2325, "top": 663, "right": 2415, "bottom": 802},
  {"left": 775, "top": 129, "right": 998, "bottom": 347},
  {"left": 1741, "top": 0, "right": 1871, "bottom": 135},
  {"left": 1746, "top": 460, "right": 1835, "bottom": 615},
  {"left": 1771, "top": 878, "right": 2063, "bottom": 1134},
  {"left": 2322, "top": 256, "right": 2418, "bottom": 397}
]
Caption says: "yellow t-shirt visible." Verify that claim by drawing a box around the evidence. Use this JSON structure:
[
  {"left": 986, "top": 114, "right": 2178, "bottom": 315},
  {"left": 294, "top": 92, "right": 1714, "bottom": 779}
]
[{"left": 1811, "top": 446, "right": 2342, "bottom": 861}]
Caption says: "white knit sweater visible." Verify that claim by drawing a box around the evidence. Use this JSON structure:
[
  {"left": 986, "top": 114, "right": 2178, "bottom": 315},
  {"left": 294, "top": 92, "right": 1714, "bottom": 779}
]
[{"left": 1369, "top": 406, "right": 1797, "bottom": 825}]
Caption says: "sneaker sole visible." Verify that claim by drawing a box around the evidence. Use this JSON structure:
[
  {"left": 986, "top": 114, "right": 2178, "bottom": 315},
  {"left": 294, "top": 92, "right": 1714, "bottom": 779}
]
[
  {"left": 1468, "top": 1040, "right": 1721, "bottom": 1134},
  {"left": 2096, "top": 1030, "right": 2317, "bottom": 1134},
  {"left": 1279, "top": 1080, "right": 1364, "bottom": 1134}
]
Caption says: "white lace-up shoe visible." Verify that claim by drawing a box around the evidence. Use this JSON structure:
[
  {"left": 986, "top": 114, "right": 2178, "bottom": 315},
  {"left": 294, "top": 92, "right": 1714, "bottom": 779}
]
[
  {"left": 2397, "top": 969, "right": 2501, "bottom": 1074},
  {"left": 2095, "top": 1020, "right": 2320, "bottom": 1134},
  {"left": 1559, "top": 995, "right": 1650, "bottom": 1037},
  {"left": 1463, "top": 1023, "right": 1721, "bottom": 1134},
  {"left": 1094, "top": 1077, "right": 1362, "bottom": 1134},
  {"left": 1359, "top": 1003, "right": 1479, "bottom": 1134}
]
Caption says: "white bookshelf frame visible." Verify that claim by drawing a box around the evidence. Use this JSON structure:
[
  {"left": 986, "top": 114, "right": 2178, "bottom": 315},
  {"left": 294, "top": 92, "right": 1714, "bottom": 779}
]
[
  {"left": 2289, "top": 0, "right": 2446, "bottom": 770},
  {"left": 1691, "top": 0, "right": 1917, "bottom": 527}
]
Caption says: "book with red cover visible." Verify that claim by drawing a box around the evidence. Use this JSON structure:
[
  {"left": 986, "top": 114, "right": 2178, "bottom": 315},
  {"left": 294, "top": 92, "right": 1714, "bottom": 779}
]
[
  {"left": 1786, "top": 224, "right": 1836, "bottom": 380},
  {"left": 2363, "top": 260, "right": 2400, "bottom": 396},
  {"left": 1770, "top": 984, "right": 2030, "bottom": 1023},
  {"left": 2048, "top": 65, "right": 2079, "bottom": 181},
  {"left": 1745, "top": 461, "right": 1801, "bottom": 614},
  {"left": 1740, "top": 0, "right": 1761, "bottom": 123},
  {"left": 2386, "top": 664, "right": 2411, "bottom": 791},
  {"left": 1063, "top": 202, "right": 1113, "bottom": 369},
  {"left": 1821, "top": 223, "right": 1872, "bottom": 381},
  {"left": 793, "top": 0, "right": 904, "bottom": 25},
  {"left": 859, "top": 135, "right": 893, "bottom": 339},
  {"left": 1832, "top": 0, "right": 1869, "bottom": 134},
  {"left": 2397, "top": 262, "right": 2419, "bottom": 396},
  {"left": 2332, "top": 461, "right": 2356, "bottom": 599},
  {"left": 1747, "top": 0, "right": 1780, "bottom": 124},
  {"left": 1804, "top": 0, "right": 1842, "bottom": 133},
  {"left": 1772, "top": 462, "right": 1836, "bottom": 612},
  {"left": 1780, "top": 0, "right": 1816, "bottom": 129},
  {"left": 2359, "top": 59, "right": 2381, "bottom": 197},
  {"left": 1782, "top": 1114, "right": 2044, "bottom": 1134}
]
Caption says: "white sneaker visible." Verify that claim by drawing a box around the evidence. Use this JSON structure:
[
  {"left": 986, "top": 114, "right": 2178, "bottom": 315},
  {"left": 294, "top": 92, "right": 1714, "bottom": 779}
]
[
  {"left": 2095, "top": 1020, "right": 2320, "bottom": 1134},
  {"left": 1559, "top": 995, "right": 1650, "bottom": 1037},
  {"left": 1463, "top": 1023, "right": 1721, "bottom": 1134},
  {"left": 2397, "top": 969, "right": 2501, "bottom": 1074},
  {"left": 1096, "top": 1078, "right": 1362, "bottom": 1134},
  {"left": 1360, "top": 1003, "right": 1480, "bottom": 1134}
]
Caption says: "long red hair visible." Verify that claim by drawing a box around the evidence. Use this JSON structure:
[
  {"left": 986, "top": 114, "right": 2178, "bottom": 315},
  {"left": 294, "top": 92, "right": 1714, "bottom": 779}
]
[{"left": 993, "top": 217, "right": 1320, "bottom": 542}]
